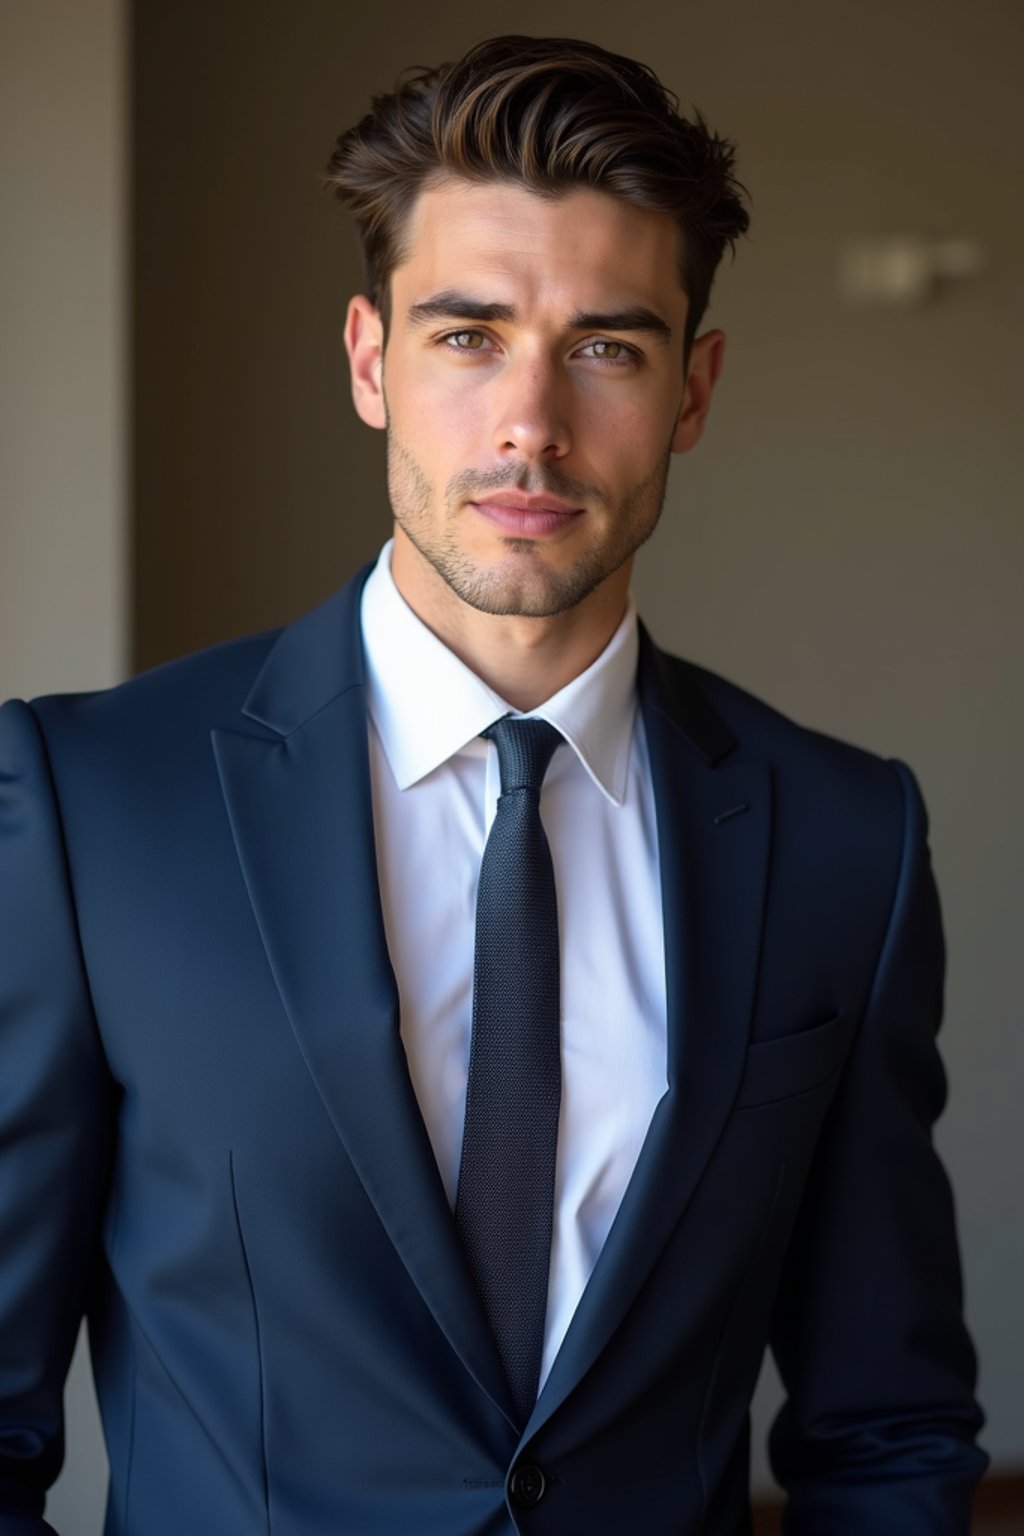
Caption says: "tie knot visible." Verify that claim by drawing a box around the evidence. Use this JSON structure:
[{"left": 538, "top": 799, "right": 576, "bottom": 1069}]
[{"left": 483, "top": 716, "right": 562, "bottom": 795}]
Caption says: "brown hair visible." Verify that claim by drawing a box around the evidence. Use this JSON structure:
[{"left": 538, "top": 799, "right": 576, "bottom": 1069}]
[{"left": 325, "top": 35, "right": 750, "bottom": 360}]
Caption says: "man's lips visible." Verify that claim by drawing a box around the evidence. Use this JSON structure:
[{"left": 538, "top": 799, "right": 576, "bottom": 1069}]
[{"left": 470, "top": 494, "right": 585, "bottom": 538}]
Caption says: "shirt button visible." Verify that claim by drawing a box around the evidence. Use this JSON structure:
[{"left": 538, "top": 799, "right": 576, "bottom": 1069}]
[{"left": 509, "top": 1462, "right": 546, "bottom": 1508}]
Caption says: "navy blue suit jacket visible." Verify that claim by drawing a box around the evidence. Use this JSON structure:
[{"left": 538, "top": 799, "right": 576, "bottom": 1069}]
[{"left": 0, "top": 566, "right": 985, "bottom": 1533}]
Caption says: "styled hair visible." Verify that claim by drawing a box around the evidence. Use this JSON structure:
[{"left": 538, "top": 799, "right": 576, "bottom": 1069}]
[{"left": 324, "top": 35, "right": 750, "bottom": 359}]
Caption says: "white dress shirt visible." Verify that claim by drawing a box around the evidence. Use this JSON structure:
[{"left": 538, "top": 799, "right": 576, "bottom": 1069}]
[{"left": 360, "top": 541, "right": 667, "bottom": 1389}]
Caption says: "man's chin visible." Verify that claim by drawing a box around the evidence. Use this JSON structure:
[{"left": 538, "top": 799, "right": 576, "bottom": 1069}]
[
  {"left": 393, "top": 517, "right": 628, "bottom": 619},
  {"left": 436, "top": 552, "right": 616, "bottom": 620}
]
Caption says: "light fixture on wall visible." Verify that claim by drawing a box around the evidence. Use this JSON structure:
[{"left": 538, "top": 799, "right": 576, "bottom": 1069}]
[{"left": 837, "top": 234, "right": 983, "bottom": 306}]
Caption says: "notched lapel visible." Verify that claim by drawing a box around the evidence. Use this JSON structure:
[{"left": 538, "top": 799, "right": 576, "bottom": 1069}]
[
  {"left": 212, "top": 576, "right": 516, "bottom": 1426},
  {"left": 527, "top": 642, "right": 772, "bottom": 1438}
]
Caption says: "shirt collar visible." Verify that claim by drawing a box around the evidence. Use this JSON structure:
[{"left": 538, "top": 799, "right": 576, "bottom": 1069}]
[{"left": 359, "top": 540, "right": 639, "bottom": 805}]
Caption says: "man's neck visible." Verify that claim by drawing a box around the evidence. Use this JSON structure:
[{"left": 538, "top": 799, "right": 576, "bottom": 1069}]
[{"left": 389, "top": 531, "right": 631, "bottom": 712}]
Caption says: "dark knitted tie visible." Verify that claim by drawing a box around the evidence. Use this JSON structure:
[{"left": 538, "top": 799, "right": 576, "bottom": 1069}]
[{"left": 455, "top": 715, "right": 563, "bottom": 1425}]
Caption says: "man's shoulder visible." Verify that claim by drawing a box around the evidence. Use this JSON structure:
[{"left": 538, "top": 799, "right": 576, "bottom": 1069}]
[
  {"left": 0, "top": 625, "right": 296, "bottom": 826},
  {"left": 25, "top": 624, "right": 285, "bottom": 746},
  {"left": 650, "top": 649, "right": 928, "bottom": 930},
  {"left": 651, "top": 643, "right": 912, "bottom": 819},
  {"left": 13, "top": 562, "right": 371, "bottom": 794}
]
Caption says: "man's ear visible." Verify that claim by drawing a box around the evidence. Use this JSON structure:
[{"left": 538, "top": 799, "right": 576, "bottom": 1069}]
[
  {"left": 671, "top": 328, "right": 726, "bottom": 455},
  {"left": 344, "top": 295, "right": 387, "bottom": 430}
]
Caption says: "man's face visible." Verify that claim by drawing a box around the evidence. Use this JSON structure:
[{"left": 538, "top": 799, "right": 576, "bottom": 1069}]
[{"left": 345, "top": 177, "right": 723, "bottom": 620}]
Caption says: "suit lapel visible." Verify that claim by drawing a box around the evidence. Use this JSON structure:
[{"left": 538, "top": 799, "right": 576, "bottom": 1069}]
[
  {"left": 212, "top": 568, "right": 517, "bottom": 1426},
  {"left": 526, "top": 631, "right": 772, "bottom": 1438}
]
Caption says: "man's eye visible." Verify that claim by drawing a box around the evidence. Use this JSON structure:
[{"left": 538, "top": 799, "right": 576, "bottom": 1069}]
[
  {"left": 442, "top": 330, "right": 488, "bottom": 351},
  {"left": 579, "top": 339, "right": 638, "bottom": 363}
]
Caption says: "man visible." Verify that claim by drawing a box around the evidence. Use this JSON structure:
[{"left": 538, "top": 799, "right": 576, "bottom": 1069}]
[{"left": 0, "top": 34, "right": 985, "bottom": 1536}]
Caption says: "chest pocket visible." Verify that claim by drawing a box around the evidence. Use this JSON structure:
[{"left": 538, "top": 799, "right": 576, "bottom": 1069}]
[{"left": 734, "top": 1010, "right": 855, "bottom": 1110}]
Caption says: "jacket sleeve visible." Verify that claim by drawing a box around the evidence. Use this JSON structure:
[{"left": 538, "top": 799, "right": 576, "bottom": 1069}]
[
  {"left": 0, "top": 700, "right": 114, "bottom": 1534},
  {"left": 767, "top": 759, "right": 987, "bottom": 1533}
]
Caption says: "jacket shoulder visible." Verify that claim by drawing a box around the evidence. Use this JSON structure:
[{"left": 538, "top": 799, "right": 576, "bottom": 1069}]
[
  {"left": 651, "top": 647, "right": 923, "bottom": 891},
  {"left": 25, "top": 626, "right": 284, "bottom": 744},
  {"left": 662, "top": 648, "right": 903, "bottom": 789}
]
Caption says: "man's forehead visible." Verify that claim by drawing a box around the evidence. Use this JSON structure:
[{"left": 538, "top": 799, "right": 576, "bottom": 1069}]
[{"left": 392, "top": 175, "right": 687, "bottom": 315}]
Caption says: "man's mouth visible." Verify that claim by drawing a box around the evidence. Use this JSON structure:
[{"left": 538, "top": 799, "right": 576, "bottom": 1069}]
[{"left": 470, "top": 494, "right": 584, "bottom": 538}]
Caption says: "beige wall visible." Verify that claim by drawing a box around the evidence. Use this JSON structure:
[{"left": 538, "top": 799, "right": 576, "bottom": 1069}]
[{"left": 0, "top": 0, "right": 128, "bottom": 701}]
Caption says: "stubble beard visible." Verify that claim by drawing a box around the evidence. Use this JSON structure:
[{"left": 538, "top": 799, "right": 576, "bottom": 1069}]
[{"left": 385, "top": 430, "right": 674, "bottom": 619}]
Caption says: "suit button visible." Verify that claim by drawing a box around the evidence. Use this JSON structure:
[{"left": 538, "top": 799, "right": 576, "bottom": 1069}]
[{"left": 509, "top": 1463, "right": 546, "bottom": 1508}]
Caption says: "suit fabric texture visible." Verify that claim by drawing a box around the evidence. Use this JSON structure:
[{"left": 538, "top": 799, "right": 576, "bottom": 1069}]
[{"left": 0, "top": 564, "right": 985, "bottom": 1534}]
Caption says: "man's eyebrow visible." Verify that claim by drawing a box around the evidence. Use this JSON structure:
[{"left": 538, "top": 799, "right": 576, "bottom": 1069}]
[
  {"left": 407, "top": 293, "right": 516, "bottom": 327},
  {"left": 406, "top": 292, "right": 673, "bottom": 343},
  {"left": 569, "top": 308, "right": 673, "bottom": 343}
]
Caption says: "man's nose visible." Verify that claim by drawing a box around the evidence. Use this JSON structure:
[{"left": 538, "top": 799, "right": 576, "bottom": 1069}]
[{"left": 491, "top": 357, "right": 572, "bottom": 462}]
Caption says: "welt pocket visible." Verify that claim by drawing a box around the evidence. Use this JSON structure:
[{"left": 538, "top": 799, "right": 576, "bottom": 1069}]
[{"left": 733, "top": 1010, "right": 854, "bottom": 1110}]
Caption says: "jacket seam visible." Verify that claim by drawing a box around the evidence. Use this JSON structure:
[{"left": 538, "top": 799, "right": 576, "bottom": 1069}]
[{"left": 229, "top": 1151, "right": 272, "bottom": 1536}]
